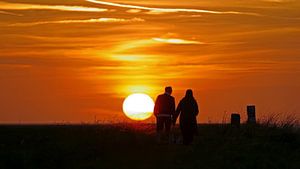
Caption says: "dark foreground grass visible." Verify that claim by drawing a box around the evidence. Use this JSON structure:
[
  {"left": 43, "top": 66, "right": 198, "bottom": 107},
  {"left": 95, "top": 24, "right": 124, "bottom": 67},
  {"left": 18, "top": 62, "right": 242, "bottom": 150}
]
[{"left": 0, "top": 123, "right": 299, "bottom": 169}]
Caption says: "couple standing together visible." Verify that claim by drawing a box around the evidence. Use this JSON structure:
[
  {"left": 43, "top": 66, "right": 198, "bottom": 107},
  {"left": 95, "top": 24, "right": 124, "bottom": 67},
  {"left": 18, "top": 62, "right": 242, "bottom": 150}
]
[{"left": 154, "top": 86, "right": 199, "bottom": 145}]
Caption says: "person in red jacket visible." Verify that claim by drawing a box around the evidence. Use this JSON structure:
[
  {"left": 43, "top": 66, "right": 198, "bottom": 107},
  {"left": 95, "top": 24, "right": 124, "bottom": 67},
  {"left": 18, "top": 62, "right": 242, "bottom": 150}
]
[{"left": 154, "top": 86, "right": 176, "bottom": 143}]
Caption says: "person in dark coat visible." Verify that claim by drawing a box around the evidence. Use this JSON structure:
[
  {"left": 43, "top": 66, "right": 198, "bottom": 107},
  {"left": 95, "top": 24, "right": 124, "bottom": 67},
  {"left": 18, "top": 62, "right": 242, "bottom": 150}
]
[
  {"left": 154, "top": 86, "right": 176, "bottom": 143},
  {"left": 173, "top": 89, "right": 199, "bottom": 145}
]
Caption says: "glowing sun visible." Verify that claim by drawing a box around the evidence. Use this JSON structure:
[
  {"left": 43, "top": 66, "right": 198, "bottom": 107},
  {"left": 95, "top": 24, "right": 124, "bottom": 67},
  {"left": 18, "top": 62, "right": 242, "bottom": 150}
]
[{"left": 123, "top": 93, "right": 154, "bottom": 121}]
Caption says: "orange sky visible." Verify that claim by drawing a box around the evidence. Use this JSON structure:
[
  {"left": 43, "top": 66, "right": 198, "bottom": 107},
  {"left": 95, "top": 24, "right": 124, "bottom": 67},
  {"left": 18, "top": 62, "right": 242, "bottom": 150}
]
[{"left": 0, "top": 0, "right": 300, "bottom": 123}]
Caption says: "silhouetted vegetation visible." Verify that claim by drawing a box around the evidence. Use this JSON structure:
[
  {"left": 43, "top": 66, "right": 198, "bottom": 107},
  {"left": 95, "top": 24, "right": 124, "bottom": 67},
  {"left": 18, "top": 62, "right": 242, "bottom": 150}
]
[{"left": 0, "top": 122, "right": 299, "bottom": 169}]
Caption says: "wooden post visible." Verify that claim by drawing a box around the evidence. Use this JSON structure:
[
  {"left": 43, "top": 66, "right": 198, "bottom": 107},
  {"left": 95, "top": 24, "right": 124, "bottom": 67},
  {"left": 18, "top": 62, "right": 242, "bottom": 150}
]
[
  {"left": 231, "top": 113, "right": 240, "bottom": 126},
  {"left": 247, "top": 105, "right": 256, "bottom": 124}
]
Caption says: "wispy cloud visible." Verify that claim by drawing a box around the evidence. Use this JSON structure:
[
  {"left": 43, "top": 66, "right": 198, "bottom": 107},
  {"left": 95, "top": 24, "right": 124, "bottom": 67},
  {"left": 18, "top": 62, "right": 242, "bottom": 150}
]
[
  {"left": 0, "top": 1, "right": 107, "bottom": 12},
  {"left": 9, "top": 17, "right": 145, "bottom": 26},
  {"left": 86, "top": 0, "right": 260, "bottom": 16},
  {"left": 0, "top": 10, "right": 22, "bottom": 16},
  {"left": 152, "top": 38, "right": 204, "bottom": 44},
  {"left": 126, "top": 9, "right": 142, "bottom": 13}
]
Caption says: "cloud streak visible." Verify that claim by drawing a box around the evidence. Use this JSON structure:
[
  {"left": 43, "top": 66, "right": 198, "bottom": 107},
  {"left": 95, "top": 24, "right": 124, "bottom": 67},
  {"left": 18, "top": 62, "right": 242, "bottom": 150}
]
[
  {"left": 0, "top": 10, "right": 23, "bottom": 16},
  {"left": 86, "top": 0, "right": 260, "bottom": 16},
  {"left": 0, "top": 1, "right": 107, "bottom": 12},
  {"left": 9, "top": 17, "right": 145, "bottom": 26},
  {"left": 152, "top": 38, "right": 204, "bottom": 44}
]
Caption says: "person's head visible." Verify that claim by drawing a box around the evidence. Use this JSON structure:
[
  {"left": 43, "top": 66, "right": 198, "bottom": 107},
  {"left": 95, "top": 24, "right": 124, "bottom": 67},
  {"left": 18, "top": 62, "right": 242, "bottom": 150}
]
[
  {"left": 165, "top": 86, "right": 172, "bottom": 95},
  {"left": 185, "top": 89, "right": 193, "bottom": 98}
]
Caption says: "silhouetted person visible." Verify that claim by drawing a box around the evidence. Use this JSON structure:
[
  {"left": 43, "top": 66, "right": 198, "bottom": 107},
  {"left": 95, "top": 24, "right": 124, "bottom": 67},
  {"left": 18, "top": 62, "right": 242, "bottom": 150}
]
[
  {"left": 154, "top": 86, "right": 175, "bottom": 143},
  {"left": 173, "top": 89, "right": 199, "bottom": 145}
]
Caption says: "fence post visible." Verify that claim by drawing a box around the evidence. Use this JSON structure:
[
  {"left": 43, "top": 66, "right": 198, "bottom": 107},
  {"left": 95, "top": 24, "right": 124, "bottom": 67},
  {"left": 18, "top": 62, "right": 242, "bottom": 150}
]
[
  {"left": 247, "top": 105, "right": 256, "bottom": 124},
  {"left": 231, "top": 113, "right": 240, "bottom": 127}
]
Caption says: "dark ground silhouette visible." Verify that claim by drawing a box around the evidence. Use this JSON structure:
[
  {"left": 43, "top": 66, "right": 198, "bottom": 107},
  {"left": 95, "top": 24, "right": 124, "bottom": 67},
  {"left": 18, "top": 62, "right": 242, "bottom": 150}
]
[{"left": 0, "top": 123, "right": 299, "bottom": 169}]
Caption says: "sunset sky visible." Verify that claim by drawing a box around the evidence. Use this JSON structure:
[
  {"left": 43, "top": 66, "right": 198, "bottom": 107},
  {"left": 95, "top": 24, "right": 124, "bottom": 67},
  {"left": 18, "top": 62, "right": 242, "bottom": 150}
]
[{"left": 0, "top": 0, "right": 300, "bottom": 123}]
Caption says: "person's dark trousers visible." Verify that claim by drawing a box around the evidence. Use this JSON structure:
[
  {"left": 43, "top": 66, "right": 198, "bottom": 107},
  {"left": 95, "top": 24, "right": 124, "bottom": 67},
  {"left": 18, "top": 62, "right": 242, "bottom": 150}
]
[
  {"left": 156, "top": 116, "right": 171, "bottom": 132},
  {"left": 181, "top": 125, "right": 194, "bottom": 145},
  {"left": 182, "top": 130, "right": 194, "bottom": 145},
  {"left": 156, "top": 116, "right": 172, "bottom": 143}
]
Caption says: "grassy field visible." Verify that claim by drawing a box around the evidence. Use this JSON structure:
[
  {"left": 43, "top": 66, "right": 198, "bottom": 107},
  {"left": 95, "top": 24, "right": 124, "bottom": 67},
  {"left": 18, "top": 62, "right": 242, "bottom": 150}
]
[{"left": 0, "top": 123, "right": 299, "bottom": 169}]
